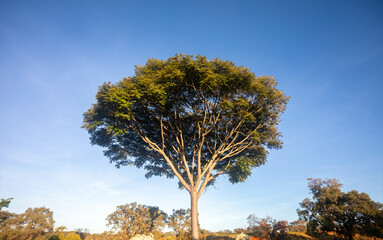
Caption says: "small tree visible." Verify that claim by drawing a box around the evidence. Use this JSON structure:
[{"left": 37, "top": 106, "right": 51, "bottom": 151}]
[
  {"left": 84, "top": 54, "right": 289, "bottom": 239},
  {"left": 168, "top": 208, "right": 191, "bottom": 240},
  {"left": 297, "top": 178, "right": 383, "bottom": 240},
  {"left": 106, "top": 202, "right": 166, "bottom": 240},
  {"left": 247, "top": 215, "right": 288, "bottom": 240}
]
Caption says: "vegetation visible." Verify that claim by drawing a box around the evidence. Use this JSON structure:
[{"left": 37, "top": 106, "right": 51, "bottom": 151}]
[
  {"left": 106, "top": 202, "right": 167, "bottom": 240},
  {"left": 168, "top": 209, "right": 191, "bottom": 240},
  {"left": 0, "top": 200, "right": 54, "bottom": 240},
  {"left": 1, "top": 56, "right": 381, "bottom": 240},
  {"left": 0, "top": 198, "right": 13, "bottom": 210},
  {"left": 0, "top": 191, "right": 382, "bottom": 240},
  {"left": 298, "top": 178, "right": 383, "bottom": 240},
  {"left": 83, "top": 54, "right": 289, "bottom": 239},
  {"left": 247, "top": 215, "right": 288, "bottom": 240}
]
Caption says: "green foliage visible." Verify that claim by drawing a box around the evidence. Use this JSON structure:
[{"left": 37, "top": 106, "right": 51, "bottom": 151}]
[
  {"left": 106, "top": 202, "right": 167, "bottom": 240},
  {"left": 0, "top": 197, "right": 13, "bottom": 210},
  {"left": 297, "top": 178, "right": 383, "bottom": 240},
  {"left": 49, "top": 235, "right": 60, "bottom": 240},
  {"left": 83, "top": 54, "right": 289, "bottom": 239},
  {"left": 0, "top": 206, "right": 55, "bottom": 240},
  {"left": 168, "top": 208, "right": 191, "bottom": 240},
  {"left": 83, "top": 54, "right": 289, "bottom": 187}
]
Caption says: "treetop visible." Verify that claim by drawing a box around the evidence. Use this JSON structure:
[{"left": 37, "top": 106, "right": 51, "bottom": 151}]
[{"left": 83, "top": 54, "right": 289, "bottom": 190}]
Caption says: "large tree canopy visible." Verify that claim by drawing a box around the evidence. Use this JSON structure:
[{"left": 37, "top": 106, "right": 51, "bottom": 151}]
[
  {"left": 83, "top": 54, "right": 289, "bottom": 239},
  {"left": 298, "top": 178, "right": 383, "bottom": 240}
]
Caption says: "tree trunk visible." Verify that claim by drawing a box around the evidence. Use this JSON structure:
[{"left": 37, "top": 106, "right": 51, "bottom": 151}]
[{"left": 190, "top": 190, "right": 199, "bottom": 240}]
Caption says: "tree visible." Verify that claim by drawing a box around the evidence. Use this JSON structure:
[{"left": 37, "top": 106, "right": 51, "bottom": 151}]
[
  {"left": 21, "top": 207, "right": 55, "bottom": 240},
  {"left": 234, "top": 228, "right": 246, "bottom": 234},
  {"left": 106, "top": 202, "right": 166, "bottom": 240},
  {"left": 0, "top": 197, "right": 14, "bottom": 229},
  {"left": 0, "top": 212, "right": 22, "bottom": 240},
  {"left": 168, "top": 208, "right": 191, "bottom": 240},
  {"left": 247, "top": 215, "right": 288, "bottom": 240},
  {"left": 0, "top": 206, "right": 55, "bottom": 240},
  {"left": 297, "top": 178, "right": 383, "bottom": 240},
  {"left": 83, "top": 54, "right": 289, "bottom": 239},
  {"left": 288, "top": 219, "right": 306, "bottom": 233}
]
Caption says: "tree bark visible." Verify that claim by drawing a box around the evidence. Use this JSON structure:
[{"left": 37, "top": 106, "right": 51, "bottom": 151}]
[{"left": 190, "top": 190, "right": 199, "bottom": 240}]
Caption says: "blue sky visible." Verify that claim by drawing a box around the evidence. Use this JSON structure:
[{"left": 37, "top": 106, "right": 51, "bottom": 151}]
[{"left": 1, "top": 0, "right": 382, "bottom": 233}]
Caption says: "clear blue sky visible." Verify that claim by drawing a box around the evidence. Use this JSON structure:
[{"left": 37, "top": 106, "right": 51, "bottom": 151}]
[{"left": 1, "top": 0, "right": 382, "bottom": 233}]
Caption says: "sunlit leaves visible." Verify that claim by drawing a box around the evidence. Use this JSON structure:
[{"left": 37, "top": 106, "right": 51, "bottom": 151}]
[
  {"left": 83, "top": 54, "right": 289, "bottom": 189},
  {"left": 297, "top": 178, "right": 383, "bottom": 239},
  {"left": 168, "top": 208, "right": 191, "bottom": 240},
  {"left": 0, "top": 206, "right": 55, "bottom": 240},
  {"left": 106, "top": 203, "right": 167, "bottom": 240}
]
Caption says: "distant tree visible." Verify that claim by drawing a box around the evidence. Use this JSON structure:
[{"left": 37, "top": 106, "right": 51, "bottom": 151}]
[
  {"left": 0, "top": 197, "right": 14, "bottom": 233},
  {"left": 21, "top": 207, "right": 55, "bottom": 240},
  {"left": 288, "top": 220, "right": 306, "bottom": 233},
  {"left": 83, "top": 54, "right": 289, "bottom": 240},
  {"left": 0, "top": 198, "right": 14, "bottom": 227},
  {"left": 247, "top": 215, "right": 288, "bottom": 240},
  {"left": 0, "top": 212, "right": 22, "bottom": 240},
  {"left": 106, "top": 202, "right": 167, "bottom": 240},
  {"left": 215, "top": 229, "right": 233, "bottom": 236},
  {"left": 85, "top": 231, "right": 117, "bottom": 240},
  {"left": 297, "top": 178, "right": 383, "bottom": 240},
  {"left": 168, "top": 208, "right": 191, "bottom": 240},
  {"left": 0, "top": 206, "right": 54, "bottom": 240},
  {"left": 234, "top": 228, "right": 246, "bottom": 234}
]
